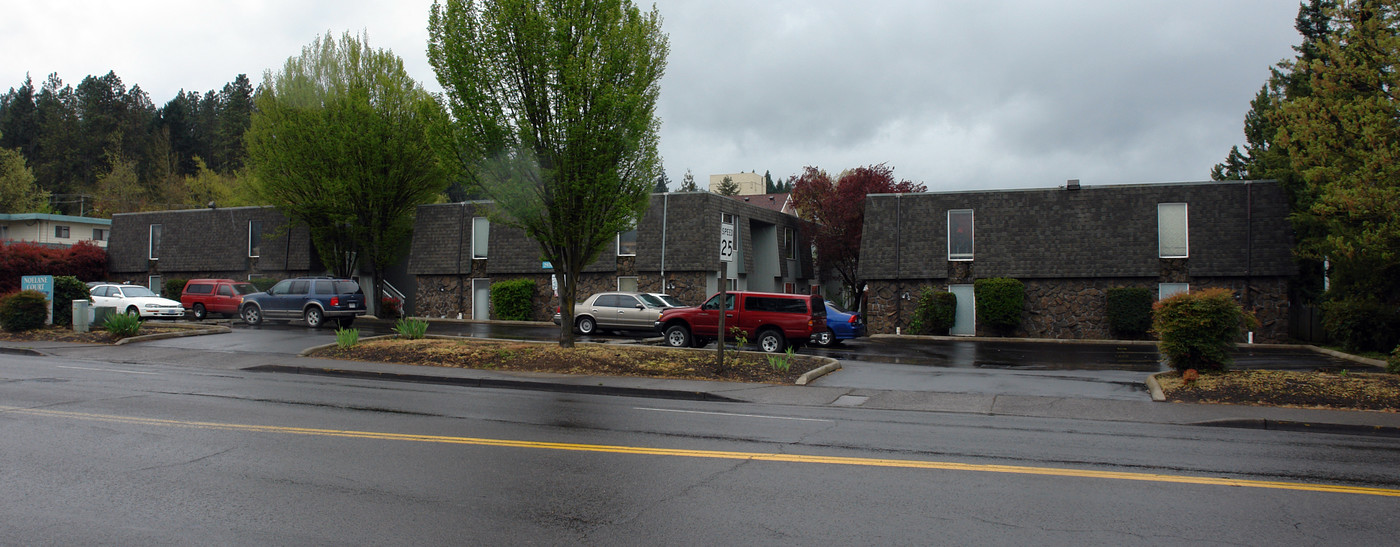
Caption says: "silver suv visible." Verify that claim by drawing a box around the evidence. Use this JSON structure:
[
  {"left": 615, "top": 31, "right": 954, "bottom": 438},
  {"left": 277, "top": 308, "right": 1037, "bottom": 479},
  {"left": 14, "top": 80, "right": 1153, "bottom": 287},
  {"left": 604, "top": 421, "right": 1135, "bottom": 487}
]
[{"left": 555, "top": 292, "right": 671, "bottom": 334}]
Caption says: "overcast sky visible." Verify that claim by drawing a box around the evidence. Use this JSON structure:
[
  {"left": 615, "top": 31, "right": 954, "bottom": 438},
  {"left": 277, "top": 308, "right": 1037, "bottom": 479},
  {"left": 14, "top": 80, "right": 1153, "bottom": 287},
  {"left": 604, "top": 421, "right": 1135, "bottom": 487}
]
[{"left": 2, "top": 1, "right": 1303, "bottom": 192}]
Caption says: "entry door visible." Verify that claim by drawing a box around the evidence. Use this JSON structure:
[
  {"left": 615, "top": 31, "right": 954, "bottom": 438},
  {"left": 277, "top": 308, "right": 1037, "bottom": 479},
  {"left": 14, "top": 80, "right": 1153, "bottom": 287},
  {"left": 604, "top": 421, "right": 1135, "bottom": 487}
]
[
  {"left": 472, "top": 279, "right": 491, "bottom": 320},
  {"left": 949, "top": 284, "right": 975, "bottom": 336}
]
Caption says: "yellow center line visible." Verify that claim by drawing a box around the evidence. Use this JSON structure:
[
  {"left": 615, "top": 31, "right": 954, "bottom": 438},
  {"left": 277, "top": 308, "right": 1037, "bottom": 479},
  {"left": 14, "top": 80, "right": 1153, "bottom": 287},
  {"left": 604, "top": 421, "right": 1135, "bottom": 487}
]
[{"left": 8, "top": 405, "right": 1400, "bottom": 498}]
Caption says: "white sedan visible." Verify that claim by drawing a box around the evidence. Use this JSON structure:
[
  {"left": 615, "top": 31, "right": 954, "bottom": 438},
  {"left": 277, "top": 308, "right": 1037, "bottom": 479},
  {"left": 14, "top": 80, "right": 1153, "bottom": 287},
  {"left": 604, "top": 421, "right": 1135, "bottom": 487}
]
[{"left": 90, "top": 284, "right": 186, "bottom": 318}]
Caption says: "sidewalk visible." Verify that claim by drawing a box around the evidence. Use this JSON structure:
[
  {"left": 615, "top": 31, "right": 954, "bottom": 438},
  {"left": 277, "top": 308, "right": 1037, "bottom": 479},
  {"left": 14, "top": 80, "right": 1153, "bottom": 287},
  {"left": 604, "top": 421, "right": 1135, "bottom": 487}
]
[{"left": 5, "top": 336, "right": 1400, "bottom": 438}]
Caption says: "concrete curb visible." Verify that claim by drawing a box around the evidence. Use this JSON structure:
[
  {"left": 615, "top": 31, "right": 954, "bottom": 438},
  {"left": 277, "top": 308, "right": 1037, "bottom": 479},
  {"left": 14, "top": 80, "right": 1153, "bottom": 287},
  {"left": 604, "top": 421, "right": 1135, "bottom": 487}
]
[
  {"left": 797, "top": 358, "right": 842, "bottom": 385},
  {"left": 0, "top": 346, "right": 44, "bottom": 357},
  {"left": 1146, "top": 371, "right": 1169, "bottom": 402},
  {"left": 1305, "top": 345, "right": 1387, "bottom": 368},
  {"left": 1194, "top": 418, "right": 1400, "bottom": 438},
  {"left": 114, "top": 325, "right": 230, "bottom": 345}
]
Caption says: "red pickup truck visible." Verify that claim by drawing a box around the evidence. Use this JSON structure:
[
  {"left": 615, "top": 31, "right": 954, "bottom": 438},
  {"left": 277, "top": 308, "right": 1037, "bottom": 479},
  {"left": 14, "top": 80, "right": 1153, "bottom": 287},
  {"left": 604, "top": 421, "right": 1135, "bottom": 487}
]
[{"left": 654, "top": 291, "right": 828, "bottom": 353}]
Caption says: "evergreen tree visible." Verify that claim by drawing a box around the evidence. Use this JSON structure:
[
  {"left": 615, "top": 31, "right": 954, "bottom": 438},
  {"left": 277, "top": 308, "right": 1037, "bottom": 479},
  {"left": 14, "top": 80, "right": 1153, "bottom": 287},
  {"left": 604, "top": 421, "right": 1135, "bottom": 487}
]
[
  {"left": 764, "top": 170, "right": 775, "bottom": 193},
  {"left": 679, "top": 168, "right": 698, "bottom": 191},
  {"left": 653, "top": 168, "right": 671, "bottom": 193},
  {"left": 716, "top": 175, "right": 740, "bottom": 196}
]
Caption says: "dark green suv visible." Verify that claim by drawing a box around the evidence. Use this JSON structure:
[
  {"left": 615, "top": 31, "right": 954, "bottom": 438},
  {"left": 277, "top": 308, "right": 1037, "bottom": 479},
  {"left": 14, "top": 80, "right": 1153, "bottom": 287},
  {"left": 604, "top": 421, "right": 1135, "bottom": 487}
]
[{"left": 240, "top": 277, "right": 366, "bottom": 328}]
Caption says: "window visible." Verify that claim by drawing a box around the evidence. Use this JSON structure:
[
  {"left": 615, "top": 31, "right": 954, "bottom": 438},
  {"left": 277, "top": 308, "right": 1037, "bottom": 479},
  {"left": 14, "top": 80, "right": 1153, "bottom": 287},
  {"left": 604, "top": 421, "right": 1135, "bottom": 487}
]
[
  {"left": 249, "top": 220, "right": 263, "bottom": 258},
  {"left": 1159, "top": 283, "right": 1189, "bottom": 300},
  {"left": 783, "top": 227, "right": 795, "bottom": 260},
  {"left": 288, "top": 280, "right": 310, "bottom": 295},
  {"left": 1, "top": 225, "right": 7, "bottom": 239},
  {"left": 55, "top": 225, "right": 70, "bottom": 239},
  {"left": 1159, "top": 203, "right": 1188, "bottom": 258},
  {"left": 148, "top": 275, "right": 162, "bottom": 296},
  {"left": 784, "top": 282, "right": 795, "bottom": 294},
  {"left": 216, "top": 285, "right": 234, "bottom": 297},
  {"left": 314, "top": 280, "right": 334, "bottom": 294},
  {"left": 721, "top": 212, "right": 735, "bottom": 225},
  {"left": 948, "top": 210, "right": 973, "bottom": 260},
  {"left": 701, "top": 293, "right": 735, "bottom": 311},
  {"left": 149, "top": 224, "right": 162, "bottom": 260},
  {"left": 726, "top": 278, "right": 737, "bottom": 291},
  {"left": 472, "top": 217, "right": 489, "bottom": 259},
  {"left": 91, "top": 228, "right": 106, "bottom": 241},
  {"left": 617, "top": 276, "right": 638, "bottom": 292},
  {"left": 617, "top": 229, "right": 637, "bottom": 256}
]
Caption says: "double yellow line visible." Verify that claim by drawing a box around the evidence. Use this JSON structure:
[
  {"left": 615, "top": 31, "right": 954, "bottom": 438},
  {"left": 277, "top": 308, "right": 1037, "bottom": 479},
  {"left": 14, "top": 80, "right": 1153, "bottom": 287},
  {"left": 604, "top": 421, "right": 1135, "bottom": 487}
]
[{"left": 9, "top": 405, "right": 1400, "bottom": 498}]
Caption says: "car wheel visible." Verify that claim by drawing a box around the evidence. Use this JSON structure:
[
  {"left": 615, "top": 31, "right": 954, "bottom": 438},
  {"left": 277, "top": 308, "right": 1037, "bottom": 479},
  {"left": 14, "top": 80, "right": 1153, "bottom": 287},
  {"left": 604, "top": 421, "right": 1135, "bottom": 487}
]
[
  {"left": 814, "top": 330, "right": 833, "bottom": 347},
  {"left": 576, "top": 316, "right": 596, "bottom": 335},
  {"left": 304, "top": 307, "right": 325, "bottom": 328},
  {"left": 242, "top": 305, "right": 263, "bottom": 326},
  {"left": 664, "top": 324, "right": 692, "bottom": 348},
  {"left": 192, "top": 303, "right": 206, "bottom": 321},
  {"left": 757, "top": 329, "right": 787, "bottom": 353},
  {"left": 336, "top": 317, "right": 355, "bottom": 328},
  {"left": 125, "top": 306, "right": 140, "bottom": 318}
]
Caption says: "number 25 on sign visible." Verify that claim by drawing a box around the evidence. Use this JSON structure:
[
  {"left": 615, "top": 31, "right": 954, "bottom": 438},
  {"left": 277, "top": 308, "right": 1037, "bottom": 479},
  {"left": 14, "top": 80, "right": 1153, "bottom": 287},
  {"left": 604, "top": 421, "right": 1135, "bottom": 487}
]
[{"left": 719, "top": 223, "right": 735, "bottom": 262}]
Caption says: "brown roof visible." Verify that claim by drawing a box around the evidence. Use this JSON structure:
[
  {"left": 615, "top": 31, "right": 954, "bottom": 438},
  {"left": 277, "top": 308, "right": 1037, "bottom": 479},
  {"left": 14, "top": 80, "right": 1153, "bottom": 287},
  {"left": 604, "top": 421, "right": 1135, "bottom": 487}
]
[{"left": 729, "top": 193, "right": 793, "bottom": 215}]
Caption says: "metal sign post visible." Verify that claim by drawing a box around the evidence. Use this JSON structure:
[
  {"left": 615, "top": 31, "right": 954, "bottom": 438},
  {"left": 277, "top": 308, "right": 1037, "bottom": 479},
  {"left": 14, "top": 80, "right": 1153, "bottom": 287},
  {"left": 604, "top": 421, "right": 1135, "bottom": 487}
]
[{"left": 717, "top": 221, "right": 734, "bottom": 369}]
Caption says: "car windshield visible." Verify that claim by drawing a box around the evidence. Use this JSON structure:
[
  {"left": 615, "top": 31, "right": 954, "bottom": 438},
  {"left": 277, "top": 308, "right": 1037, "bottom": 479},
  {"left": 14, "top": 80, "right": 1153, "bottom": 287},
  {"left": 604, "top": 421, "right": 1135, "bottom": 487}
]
[
  {"left": 637, "top": 294, "right": 667, "bottom": 308},
  {"left": 655, "top": 294, "right": 684, "bottom": 307},
  {"left": 232, "top": 283, "right": 258, "bottom": 295},
  {"left": 122, "top": 286, "right": 157, "bottom": 298}
]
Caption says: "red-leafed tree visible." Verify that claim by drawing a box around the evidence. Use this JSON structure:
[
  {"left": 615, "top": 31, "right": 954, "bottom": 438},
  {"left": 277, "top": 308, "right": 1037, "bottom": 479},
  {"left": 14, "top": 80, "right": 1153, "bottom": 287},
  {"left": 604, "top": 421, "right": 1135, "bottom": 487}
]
[{"left": 789, "top": 163, "right": 924, "bottom": 311}]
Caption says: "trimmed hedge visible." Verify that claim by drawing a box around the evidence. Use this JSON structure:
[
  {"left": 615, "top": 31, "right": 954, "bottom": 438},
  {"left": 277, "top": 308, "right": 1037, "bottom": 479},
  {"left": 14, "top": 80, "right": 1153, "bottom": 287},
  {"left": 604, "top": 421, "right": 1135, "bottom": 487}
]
[
  {"left": 909, "top": 288, "right": 956, "bottom": 335},
  {"left": 250, "top": 277, "right": 278, "bottom": 292},
  {"left": 974, "top": 277, "right": 1024, "bottom": 332},
  {"left": 1106, "top": 287, "right": 1153, "bottom": 338},
  {"left": 1322, "top": 298, "right": 1400, "bottom": 353},
  {"left": 0, "top": 241, "right": 106, "bottom": 293},
  {"left": 51, "top": 276, "right": 91, "bottom": 327},
  {"left": 490, "top": 279, "right": 536, "bottom": 321},
  {"left": 1152, "top": 287, "right": 1256, "bottom": 372},
  {"left": 0, "top": 290, "right": 52, "bottom": 332},
  {"left": 163, "top": 277, "right": 190, "bottom": 300}
]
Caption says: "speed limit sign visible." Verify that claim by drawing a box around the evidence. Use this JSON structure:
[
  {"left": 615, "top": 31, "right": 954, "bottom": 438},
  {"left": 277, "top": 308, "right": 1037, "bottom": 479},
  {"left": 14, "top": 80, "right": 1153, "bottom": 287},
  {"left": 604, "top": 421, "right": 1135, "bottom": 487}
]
[{"left": 719, "top": 222, "right": 735, "bottom": 262}]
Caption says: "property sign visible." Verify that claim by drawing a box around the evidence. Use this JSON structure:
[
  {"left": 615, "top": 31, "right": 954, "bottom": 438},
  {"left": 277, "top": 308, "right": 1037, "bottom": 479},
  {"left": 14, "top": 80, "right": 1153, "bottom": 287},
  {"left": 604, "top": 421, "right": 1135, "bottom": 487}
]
[
  {"left": 719, "top": 222, "right": 735, "bottom": 263},
  {"left": 20, "top": 274, "right": 53, "bottom": 325}
]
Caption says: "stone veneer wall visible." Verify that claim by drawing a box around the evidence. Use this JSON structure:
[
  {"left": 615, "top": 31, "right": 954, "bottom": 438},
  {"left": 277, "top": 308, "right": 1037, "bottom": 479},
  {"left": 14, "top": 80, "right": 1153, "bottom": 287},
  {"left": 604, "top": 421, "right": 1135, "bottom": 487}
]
[{"left": 865, "top": 276, "right": 1291, "bottom": 343}]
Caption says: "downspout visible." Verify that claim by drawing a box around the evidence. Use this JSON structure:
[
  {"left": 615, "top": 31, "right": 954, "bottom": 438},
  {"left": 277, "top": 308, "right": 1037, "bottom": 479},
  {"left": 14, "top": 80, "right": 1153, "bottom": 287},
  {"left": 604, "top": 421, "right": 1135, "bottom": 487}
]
[
  {"left": 1246, "top": 181, "right": 1253, "bottom": 309},
  {"left": 458, "top": 202, "right": 467, "bottom": 314},
  {"left": 893, "top": 194, "right": 902, "bottom": 329},
  {"left": 660, "top": 193, "right": 668, "bottom": 288}
]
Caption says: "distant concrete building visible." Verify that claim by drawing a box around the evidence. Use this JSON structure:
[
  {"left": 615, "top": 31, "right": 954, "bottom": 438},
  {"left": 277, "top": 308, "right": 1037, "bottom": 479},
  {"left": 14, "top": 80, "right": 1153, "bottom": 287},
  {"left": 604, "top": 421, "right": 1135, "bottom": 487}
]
[
  {"left": 0, "top": 213, "right": 112, "bottom": 248},
  {"left": 708, "top": 172, "right": 764, "bottom": 195}
]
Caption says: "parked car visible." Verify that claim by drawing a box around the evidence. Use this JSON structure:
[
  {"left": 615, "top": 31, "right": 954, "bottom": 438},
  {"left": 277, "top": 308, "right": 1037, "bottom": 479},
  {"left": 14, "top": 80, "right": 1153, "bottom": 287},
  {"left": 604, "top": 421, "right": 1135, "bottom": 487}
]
[
  {"left": 814, "top": 302, "right": 866, "bottom": 347},
  {"left": 239, "top": 277, "right": 366, "bottom": 328},
  {"left": 655, "top": 291, "right": 828, "bottom": 353},
  {"left": 648, "top": 293, "right": 686, "bottom": 308},
  {"left": 553, "top": 291, "right": 670, "bottom": 334},
  {"left": 89, "top": 284, "right": 186, "bottom": 319},
  {"left": 181, "top": 278, "right": 259, "bottom": 320}
]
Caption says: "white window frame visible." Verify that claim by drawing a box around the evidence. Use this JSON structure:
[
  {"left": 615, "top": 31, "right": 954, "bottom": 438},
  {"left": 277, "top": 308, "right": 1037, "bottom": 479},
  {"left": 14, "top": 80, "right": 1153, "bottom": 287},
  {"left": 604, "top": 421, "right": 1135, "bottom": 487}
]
[
  {"left": 617, "top": 229, "right": 638, "bottom": 257},
  {"left": 947, "top": 209, "right": 974, "bottom": 261},
  {"left": 149, "top": 224, "right": 162, "bottom": 260},
  {"left": 1158, "top": 203, "right": 1189, "bottom": 258},
  {"left": 1159, "top": 283, "right": 1189, "bottom": 300},
  {"left": 472, "top": 217, "right": 489, "bottom": 259},
  {"left": 248, "top": 220, "right": 262, "bottom": 258},
  {"left": 149, "top": 275, "right": 162, "bottom": 296},
  {"left": 617, "top": 276, "right": 638, "bottom": 292},
  {"left": 54, "top": 225, "right": 70, "bottom": 239}
]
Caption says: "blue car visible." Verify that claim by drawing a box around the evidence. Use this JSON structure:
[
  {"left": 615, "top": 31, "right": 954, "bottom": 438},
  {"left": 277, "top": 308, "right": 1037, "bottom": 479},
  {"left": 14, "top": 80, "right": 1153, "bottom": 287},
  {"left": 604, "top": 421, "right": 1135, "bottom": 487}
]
[{"left": 815, "top": 302, "right": 866, "bottom": 347}]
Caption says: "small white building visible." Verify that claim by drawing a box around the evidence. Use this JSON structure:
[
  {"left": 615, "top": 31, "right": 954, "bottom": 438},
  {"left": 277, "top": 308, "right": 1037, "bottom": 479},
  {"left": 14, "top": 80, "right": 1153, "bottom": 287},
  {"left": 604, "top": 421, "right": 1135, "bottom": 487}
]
[{"left": 0, "top": 213, "right": 112, "bottom": 248}]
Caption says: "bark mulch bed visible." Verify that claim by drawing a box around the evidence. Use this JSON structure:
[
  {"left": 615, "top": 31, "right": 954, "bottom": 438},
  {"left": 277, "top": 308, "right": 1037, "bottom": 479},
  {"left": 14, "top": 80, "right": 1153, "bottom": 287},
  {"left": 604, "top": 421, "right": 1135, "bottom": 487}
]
[
  {"left": 1157, "top": 369, "right": 1400, "bottom": 412},
  {"left": 310, "top": 337, "right": 825, "bottom": 384},
  {"left": 0, "top": 323, "right": 197, "bottom": 344}
]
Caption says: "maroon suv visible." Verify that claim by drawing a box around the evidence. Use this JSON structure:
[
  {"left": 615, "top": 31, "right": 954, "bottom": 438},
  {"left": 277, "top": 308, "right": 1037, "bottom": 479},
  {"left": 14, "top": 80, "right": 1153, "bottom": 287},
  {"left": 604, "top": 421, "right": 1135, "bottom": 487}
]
[{"left": 654, "top": 291, "right": 828, "bottom": 353}]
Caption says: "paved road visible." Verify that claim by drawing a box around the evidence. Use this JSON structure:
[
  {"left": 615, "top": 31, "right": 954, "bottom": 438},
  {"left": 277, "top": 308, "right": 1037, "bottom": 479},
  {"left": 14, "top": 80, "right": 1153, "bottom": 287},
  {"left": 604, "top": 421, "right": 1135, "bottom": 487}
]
[{"left": 3, "top": 350, "right": 1397, "bottom": 544}]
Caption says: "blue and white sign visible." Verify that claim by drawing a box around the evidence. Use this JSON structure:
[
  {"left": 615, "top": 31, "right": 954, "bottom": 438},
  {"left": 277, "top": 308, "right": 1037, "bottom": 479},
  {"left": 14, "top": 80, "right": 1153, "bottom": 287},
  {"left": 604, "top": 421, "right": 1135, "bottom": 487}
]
[{"left": 20, "top": 274, "right": 53, "bottom": 325}]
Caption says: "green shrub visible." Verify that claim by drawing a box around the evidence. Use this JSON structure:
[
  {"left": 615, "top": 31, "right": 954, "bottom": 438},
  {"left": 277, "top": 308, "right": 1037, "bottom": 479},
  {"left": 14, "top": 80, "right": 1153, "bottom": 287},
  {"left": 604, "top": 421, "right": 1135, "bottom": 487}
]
[
  {"left": 1152, "top": 288, "right": 1257, "bottom": 372},
  {"left": 51, "top": 275, "right": 91, "bottom": 328},
  {"left": 1322, "top": 298, "right": 1400, "bottom": 353},
  {"left": 103, "top": 312, "right": 143, "bottom": 338},
  {"left": 909, "top": 288, "right": 956, "bottom": 335},
  {"left": 335, "top": 327, "right": 360, "bottom": 349},
  {"left": 250, "top": 277, "right": 278, "bottom": 292},
  {"left": 162, "top": 277, "right": 189, "bottom": 300},
  {"left": 1106, "top": 287, "right": 1154, "bottom": 338},
  {"left": 974, "top": 278, "right": 1024, "bottom": 332},
  {"left": 0, "top": 290, "right": 52, "bottom": 332},
  {"left": 490, "top": 279, "right": 536, "bottom": 321},
  {"left": 1387, "top": 346, "right": 1400, "bottom": 374},
  {"left": 394, "top": 318, "right": 429, "bottom": 340}
]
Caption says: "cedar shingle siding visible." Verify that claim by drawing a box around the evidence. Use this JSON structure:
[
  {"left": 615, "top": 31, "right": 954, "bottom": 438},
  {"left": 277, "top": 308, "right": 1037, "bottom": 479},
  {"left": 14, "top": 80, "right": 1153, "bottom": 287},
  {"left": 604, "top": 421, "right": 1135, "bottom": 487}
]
[
  {"left": 108, "top": 206, "right": 315, "bottom": 277},
  {"left": 858, "top": 180, "right": 1297, "bottom": 341}
]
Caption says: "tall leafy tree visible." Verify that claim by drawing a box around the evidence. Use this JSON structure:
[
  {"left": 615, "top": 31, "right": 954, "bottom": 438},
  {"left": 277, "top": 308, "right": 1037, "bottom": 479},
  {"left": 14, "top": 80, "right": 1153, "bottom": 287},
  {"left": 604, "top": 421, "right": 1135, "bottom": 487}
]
[
  {"left": 429, "top": 0, "right": 669, "bottom": 348},
  {"left": 247, "top": 31, "right": 452, "bottom": 306},
  {"left": 1275, "top": 0, "right": 1400, "bottom": 303},
  {"left": 0, "top": 138, "right": 50, "bottom": 213},
  {"left": 790, "top": 163, "right": 925, "bottom": 311}
]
